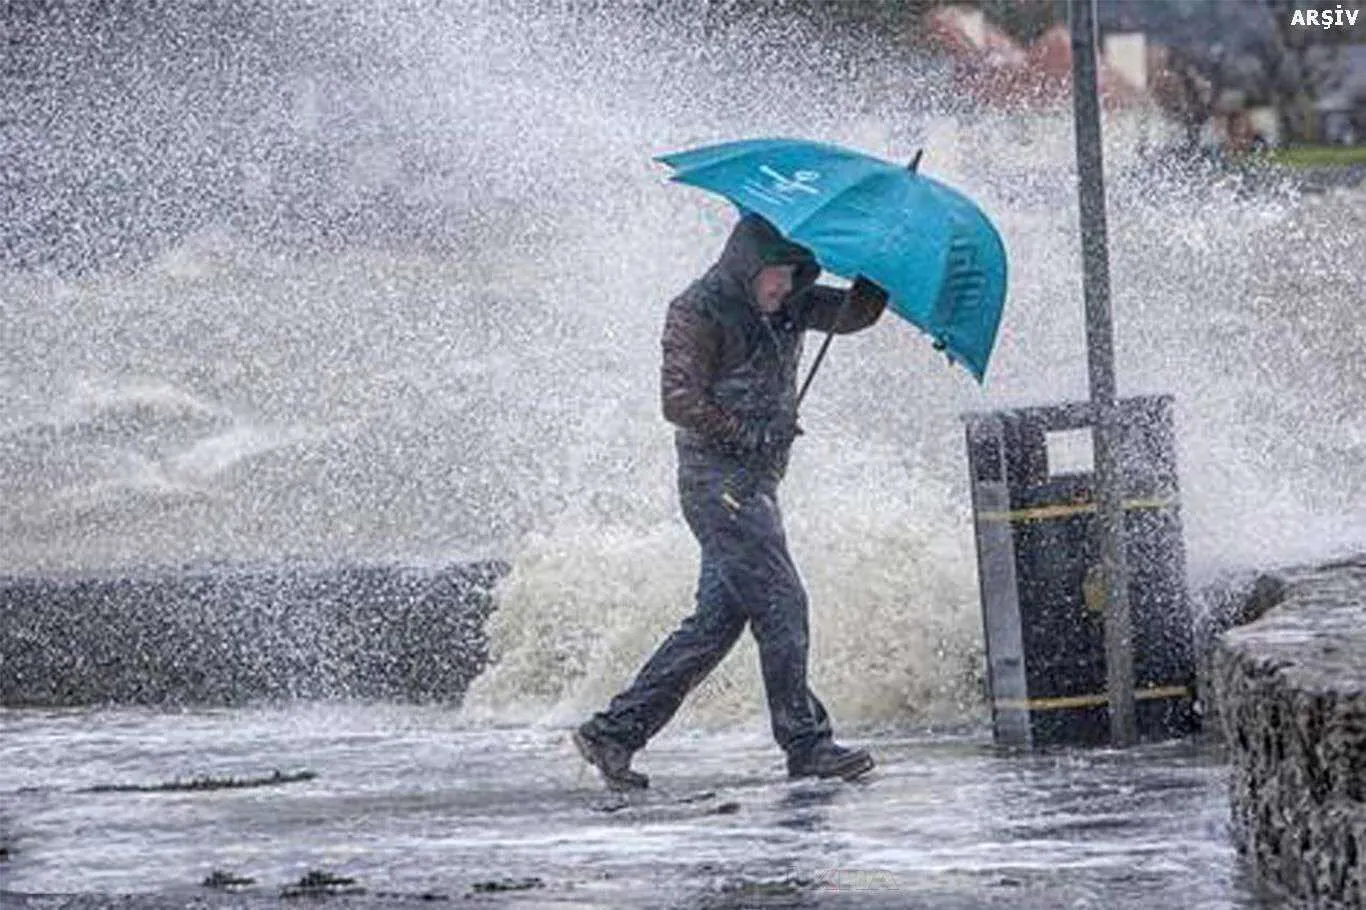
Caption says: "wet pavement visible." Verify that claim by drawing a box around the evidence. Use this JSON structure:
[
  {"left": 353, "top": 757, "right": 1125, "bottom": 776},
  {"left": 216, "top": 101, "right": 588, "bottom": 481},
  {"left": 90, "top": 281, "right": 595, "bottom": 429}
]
[{"left": 0, "top": 703, "right": 1282, "bottom": 908}]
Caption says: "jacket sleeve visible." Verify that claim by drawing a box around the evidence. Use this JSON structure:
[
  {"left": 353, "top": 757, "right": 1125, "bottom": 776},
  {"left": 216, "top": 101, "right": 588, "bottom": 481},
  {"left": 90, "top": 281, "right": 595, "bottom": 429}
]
[
  {"left": 660, "top": 297, "right": 743, "bottom": 442},
  {"left": 799, "top": 279, "right": 888, "bottom": 334}
]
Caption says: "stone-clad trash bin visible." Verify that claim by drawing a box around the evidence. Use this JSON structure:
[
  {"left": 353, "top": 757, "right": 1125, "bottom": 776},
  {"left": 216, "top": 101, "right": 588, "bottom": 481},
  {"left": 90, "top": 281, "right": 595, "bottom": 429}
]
[{"left": 963, "top": 395, "right": 1198, "bottom": 748}]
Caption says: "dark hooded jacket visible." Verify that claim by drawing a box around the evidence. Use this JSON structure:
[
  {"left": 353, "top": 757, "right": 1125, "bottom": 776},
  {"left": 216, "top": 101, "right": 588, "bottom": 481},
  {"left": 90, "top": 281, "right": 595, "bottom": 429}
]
[{"left": 661, "top": 214, "right": 886, "bottom": 479}]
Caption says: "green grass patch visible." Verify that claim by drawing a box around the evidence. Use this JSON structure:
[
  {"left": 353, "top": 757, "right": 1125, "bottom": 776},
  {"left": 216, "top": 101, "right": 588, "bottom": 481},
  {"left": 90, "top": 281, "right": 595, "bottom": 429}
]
[
  {"left": 84, "top": 768, "right": 316, "bottom": 793},
  {"left": 203, "top": 870, "right": 256, "bottom": 889},
  {"left": 281, "top": 870, "right": 365, "bottom": 898},
  {"left": 716, "top": 876, "right": 815, "bottom": 898},
  {"left": 470, "top": 877, "right": 544, "bottom": 893},
  {"left": 1265, "top": 145, "right": 1366, "bottom": 168}
]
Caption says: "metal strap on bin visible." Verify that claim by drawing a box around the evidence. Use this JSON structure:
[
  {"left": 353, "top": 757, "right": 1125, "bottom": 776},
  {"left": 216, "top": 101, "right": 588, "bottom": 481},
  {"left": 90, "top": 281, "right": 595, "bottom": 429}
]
[{"left": 977, "top": 498, "right": 1176, "bottom": 523}]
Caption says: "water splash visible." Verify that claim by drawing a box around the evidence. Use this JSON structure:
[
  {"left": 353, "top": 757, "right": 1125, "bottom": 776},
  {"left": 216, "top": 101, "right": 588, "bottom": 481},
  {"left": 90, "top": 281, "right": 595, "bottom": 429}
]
[{"left": 2, "top": 2, "right": 1363, "bottom": 726}]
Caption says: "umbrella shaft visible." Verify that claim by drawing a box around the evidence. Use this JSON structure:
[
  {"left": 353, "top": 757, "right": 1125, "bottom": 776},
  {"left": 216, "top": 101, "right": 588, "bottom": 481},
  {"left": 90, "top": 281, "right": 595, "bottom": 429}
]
[{"left": 796, "top": 331, "right": 835, "bottom": 409}]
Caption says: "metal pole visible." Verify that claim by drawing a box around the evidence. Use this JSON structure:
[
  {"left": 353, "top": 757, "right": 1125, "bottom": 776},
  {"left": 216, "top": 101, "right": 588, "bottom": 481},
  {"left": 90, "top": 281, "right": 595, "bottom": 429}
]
[{"left": 1069, "top": 0, "right": 1136, "bottom": 746}]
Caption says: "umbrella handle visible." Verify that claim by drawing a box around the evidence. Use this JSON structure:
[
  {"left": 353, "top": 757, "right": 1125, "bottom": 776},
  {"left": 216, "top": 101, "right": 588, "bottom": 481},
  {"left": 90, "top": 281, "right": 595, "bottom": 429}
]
[
  {"left": 796, "top": 266, "right": 874, "bottom": 410},
  {"left": 796, "top": 330, "right": 836, "bottom": 410}
]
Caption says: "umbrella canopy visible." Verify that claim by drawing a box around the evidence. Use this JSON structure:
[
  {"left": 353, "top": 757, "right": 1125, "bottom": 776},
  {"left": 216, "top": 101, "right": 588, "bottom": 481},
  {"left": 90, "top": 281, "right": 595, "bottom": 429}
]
[{"left": 656, "top": 138, "right": 1008, "bottom": 382}]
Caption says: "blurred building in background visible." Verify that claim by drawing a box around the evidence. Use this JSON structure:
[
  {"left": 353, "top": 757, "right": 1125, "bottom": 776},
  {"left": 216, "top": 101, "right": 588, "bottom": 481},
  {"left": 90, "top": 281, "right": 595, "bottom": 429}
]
[
  {"left": 1316, "top": 44, "right": 1366, "bottom": 144},
  {"left": 911, "top": 1, "right": 1366, "bottom": 154}
]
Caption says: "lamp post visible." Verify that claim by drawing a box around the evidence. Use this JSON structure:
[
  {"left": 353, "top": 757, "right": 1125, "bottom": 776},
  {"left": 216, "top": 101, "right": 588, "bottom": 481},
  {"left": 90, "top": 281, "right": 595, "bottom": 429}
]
[{"left": 1069, "top": 0, "right": 1136, "bottom": 746}]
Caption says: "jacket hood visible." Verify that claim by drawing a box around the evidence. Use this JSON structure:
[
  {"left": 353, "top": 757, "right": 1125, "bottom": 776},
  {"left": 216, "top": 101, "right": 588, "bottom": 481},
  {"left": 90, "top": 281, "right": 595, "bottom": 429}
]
[{"left": 711, "top": 214, "right": 821, "bottom": 311}]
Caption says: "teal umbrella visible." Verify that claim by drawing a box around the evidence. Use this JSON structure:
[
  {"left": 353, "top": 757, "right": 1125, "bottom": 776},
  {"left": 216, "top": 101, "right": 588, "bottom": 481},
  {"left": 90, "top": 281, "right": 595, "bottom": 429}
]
[{"left": 656, "top": 137, "right": 1008, "bottom": 383}]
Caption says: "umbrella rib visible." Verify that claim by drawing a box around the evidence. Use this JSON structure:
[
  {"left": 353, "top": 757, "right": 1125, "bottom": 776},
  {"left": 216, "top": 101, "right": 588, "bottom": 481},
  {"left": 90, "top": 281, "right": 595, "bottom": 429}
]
[
  {"left": 655, "top": 146, "right": 760, "bottom": 173},
  {"left": 660, "top": 143, "right": 899, "bottom": 218},
  {"left": 656, "top": 138, "right": 863, "bottom": 168},
  {"left": 655, "top": 140, "right": 853, "bottom": 177},
  {"left": 780, "top": 167, "right": 905, "bottom": 271}
]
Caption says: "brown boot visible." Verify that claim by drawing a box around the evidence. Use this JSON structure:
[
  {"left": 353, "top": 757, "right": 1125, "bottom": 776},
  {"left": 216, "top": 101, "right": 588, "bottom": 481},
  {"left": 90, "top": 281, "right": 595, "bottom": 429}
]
[
  {"left": 787, "top": 741, "right": 874, "bottom": 781},
  {"left": 573, "top": 724, "right": 648, "bottom": 791}
]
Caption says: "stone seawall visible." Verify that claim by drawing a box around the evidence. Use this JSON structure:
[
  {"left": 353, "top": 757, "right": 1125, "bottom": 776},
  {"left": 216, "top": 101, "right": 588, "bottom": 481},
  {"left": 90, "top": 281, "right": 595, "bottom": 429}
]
[
  {"left": 1212, "top": 556, "right": 1366, "bottom": 907},
  {"left": 0, "top": 560, "right": 507, "bottom": 707}
]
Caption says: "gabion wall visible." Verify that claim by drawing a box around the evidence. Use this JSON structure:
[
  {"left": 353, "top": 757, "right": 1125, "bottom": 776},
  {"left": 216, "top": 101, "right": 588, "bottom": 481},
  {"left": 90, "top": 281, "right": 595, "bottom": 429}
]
[{"left": 1213, "top": 558, "right": 1366, "bottom": 907}]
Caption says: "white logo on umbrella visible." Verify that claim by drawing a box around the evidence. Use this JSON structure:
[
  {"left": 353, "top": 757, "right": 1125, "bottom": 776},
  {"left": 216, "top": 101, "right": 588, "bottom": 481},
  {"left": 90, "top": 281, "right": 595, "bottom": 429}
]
[{"left": 742, "top": 166, "right": 823, "bottom": 206}]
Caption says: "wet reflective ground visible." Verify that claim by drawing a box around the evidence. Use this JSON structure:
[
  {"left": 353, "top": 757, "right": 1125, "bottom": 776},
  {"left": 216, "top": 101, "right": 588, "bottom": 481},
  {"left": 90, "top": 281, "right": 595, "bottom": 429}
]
[{"left": 1, "top": 704, "right": 1281, "bottom": 908}]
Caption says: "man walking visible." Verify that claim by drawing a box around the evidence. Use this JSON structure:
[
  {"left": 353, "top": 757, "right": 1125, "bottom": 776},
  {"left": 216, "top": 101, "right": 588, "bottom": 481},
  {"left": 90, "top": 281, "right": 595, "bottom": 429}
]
[{"left": 574, "top": 213, "right": 888, "bottom": 789}]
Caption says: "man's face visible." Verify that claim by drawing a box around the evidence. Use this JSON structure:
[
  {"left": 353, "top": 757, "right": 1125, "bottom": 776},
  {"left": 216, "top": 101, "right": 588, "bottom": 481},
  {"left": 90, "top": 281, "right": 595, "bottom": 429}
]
[{"left": 751, "top": 264, "right": 796, "bottom": 314}]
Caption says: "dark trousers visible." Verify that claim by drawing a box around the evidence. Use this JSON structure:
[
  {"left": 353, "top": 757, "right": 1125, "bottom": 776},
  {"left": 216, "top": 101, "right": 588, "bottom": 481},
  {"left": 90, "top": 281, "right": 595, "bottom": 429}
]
[{"left": 587, "top": 459, "right": 833, "bottom": 756}]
